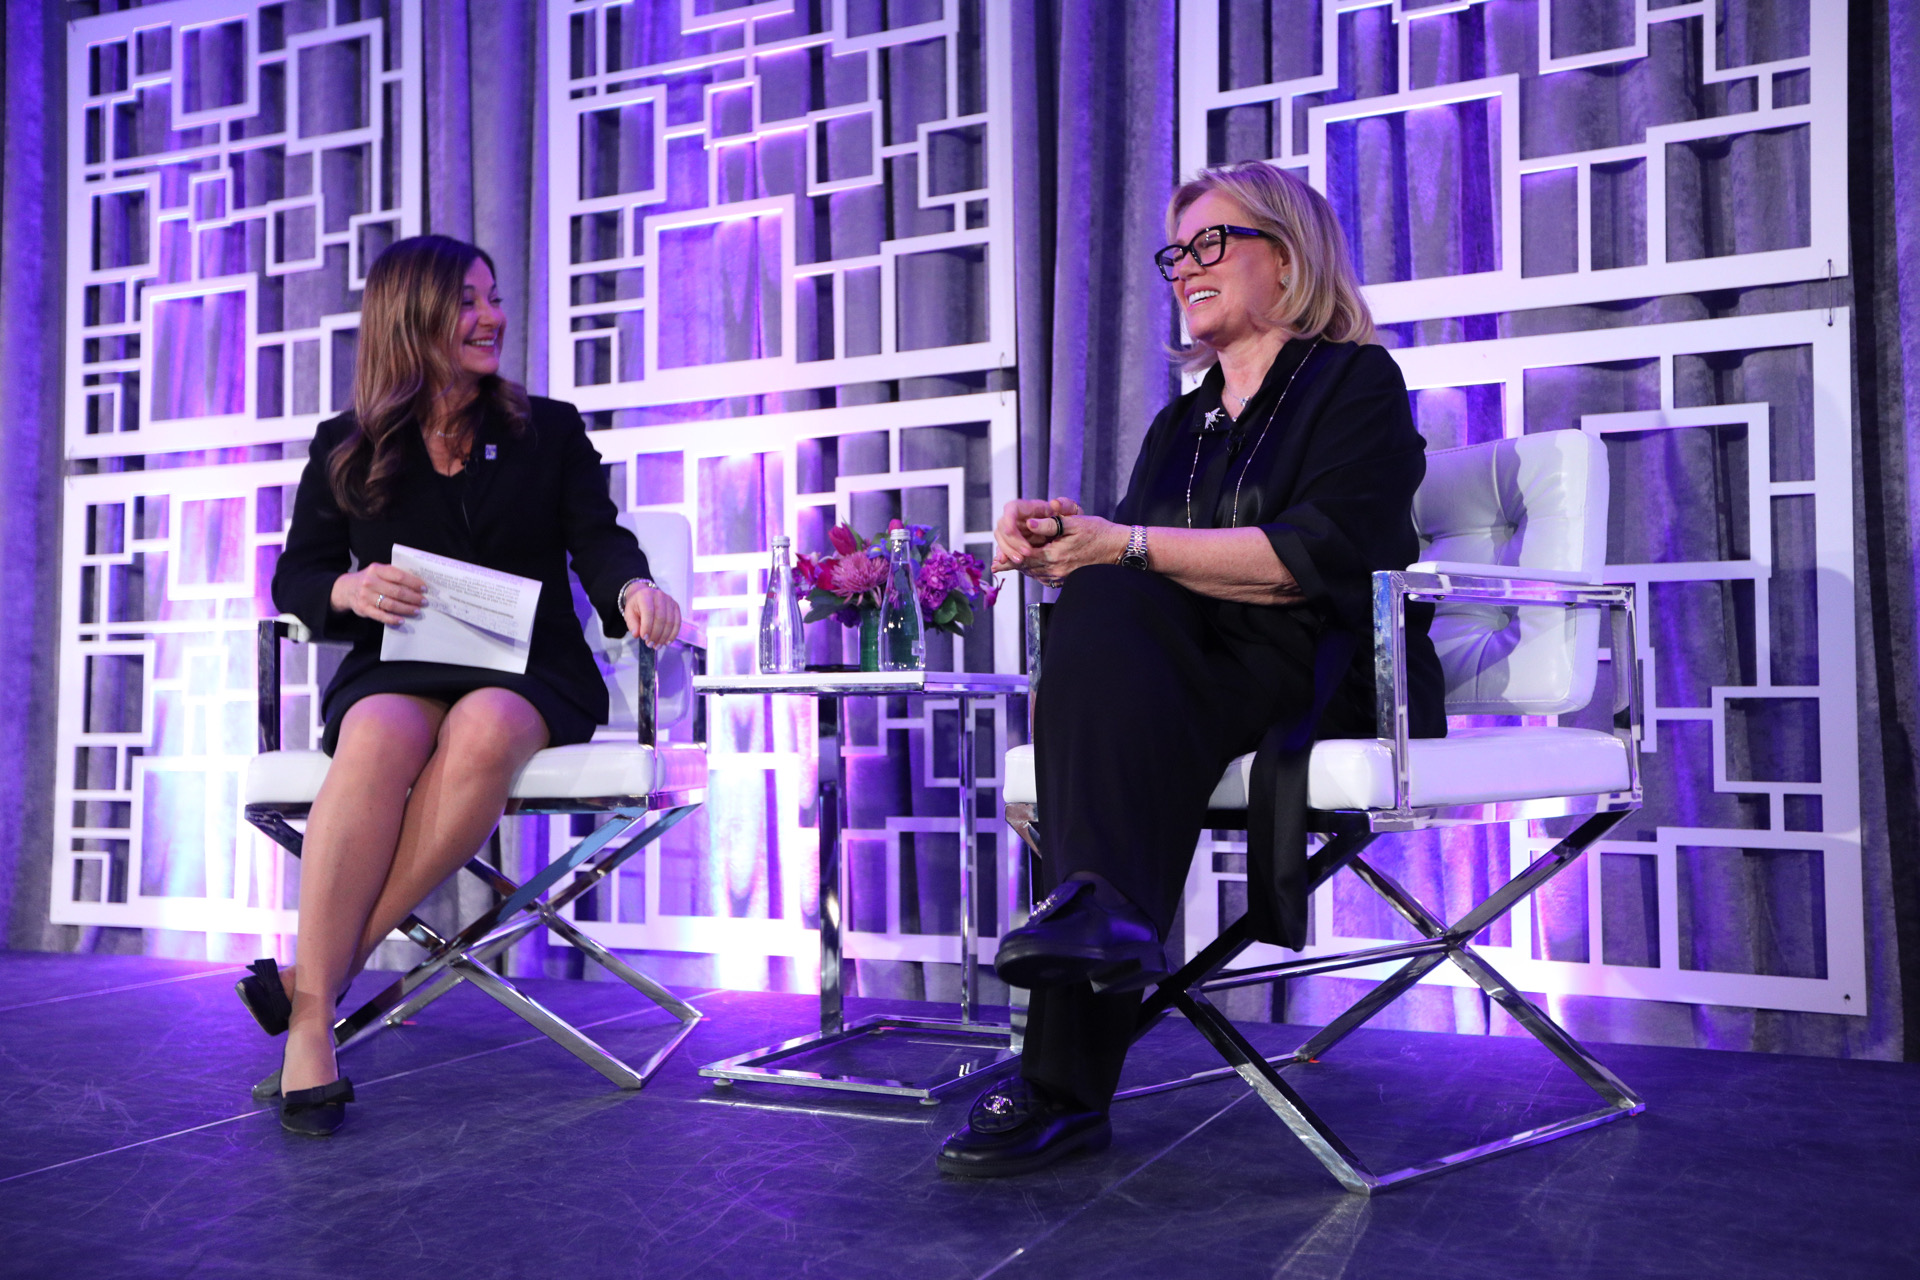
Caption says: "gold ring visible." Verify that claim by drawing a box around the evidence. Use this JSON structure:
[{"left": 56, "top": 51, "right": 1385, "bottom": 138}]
[{"left": 376, "top": 593, "right": 385, "bottom": 609}]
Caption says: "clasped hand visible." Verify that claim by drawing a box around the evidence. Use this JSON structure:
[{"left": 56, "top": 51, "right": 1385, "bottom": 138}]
[
  {"left": 333, "top": 565, "right": 683, "bottom": 650},
  {"left": 991, "top": 497, "right": 1125, "bottom": 588}
]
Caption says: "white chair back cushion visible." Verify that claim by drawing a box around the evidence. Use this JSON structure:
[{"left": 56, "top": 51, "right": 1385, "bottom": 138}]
[
  {"left": 1414, "top": 430, "right": 1607, "bottom": 716},
  {"left": 593, "top": 511, "right": 696, "bottom": 735}
]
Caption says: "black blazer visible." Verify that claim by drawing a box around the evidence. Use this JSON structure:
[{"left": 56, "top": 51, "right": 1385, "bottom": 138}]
[
  {"left": 1116, "top": 339, "right": 1444, "bottom": 737},
  {"left": 272, "top": 395, "right": 650, "bottom": 729}
]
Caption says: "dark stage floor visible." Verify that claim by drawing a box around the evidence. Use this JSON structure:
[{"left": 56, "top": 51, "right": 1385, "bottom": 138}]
[{"left": 0, "top": 953, "right": 1915, "bottom": 1280}]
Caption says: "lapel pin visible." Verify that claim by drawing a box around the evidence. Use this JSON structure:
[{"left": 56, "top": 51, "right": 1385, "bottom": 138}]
[{"left": 484, "top": 444, "right": 497, "bottom": 460}]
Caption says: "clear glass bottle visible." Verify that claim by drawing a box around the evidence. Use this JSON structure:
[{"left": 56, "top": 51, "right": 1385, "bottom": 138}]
[
  {"left": 879, "top": 527, "right": 925, "bottom": 671},
  {"left": 757, "top": 535, "right": 806, "bottom": 674}
]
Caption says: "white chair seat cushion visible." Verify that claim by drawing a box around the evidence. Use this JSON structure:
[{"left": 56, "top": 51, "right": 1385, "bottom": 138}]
[
  {"left": 1002, "top": 727, "right": 1628, "bottom": 812},
  {"left": 245, "top": 743, "right": 657, "bottom": 807}
]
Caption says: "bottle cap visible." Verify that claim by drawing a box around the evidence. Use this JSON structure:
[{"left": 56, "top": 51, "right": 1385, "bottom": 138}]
[
  {"left": 772, "top": 535, "right": 791, "bottom": 548},
  {"left": 888, "top": 527, "right": 909, "bottom": 542}
]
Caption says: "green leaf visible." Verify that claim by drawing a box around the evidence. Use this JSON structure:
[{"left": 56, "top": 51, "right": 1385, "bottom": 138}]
[{"left": 802, "top": 587, "right": 847, "bottom": 624}]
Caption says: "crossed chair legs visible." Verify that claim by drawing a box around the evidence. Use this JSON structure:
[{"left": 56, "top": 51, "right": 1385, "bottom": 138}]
[
  {"left": 998, "top": 807, "right": 1645, "bottom": 1194},
  {"left": 244, "top": 803, "right": 705, "bottom": 1098}
]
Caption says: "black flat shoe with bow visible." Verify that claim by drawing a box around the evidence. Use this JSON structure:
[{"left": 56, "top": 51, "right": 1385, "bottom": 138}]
[
  {"left": 992, "top": 876, "right": 1168, "bottom": 993},
  {"left": 235, "top": 958, "right": 292, "bottom": 1037},
  {"left": 277, "top": 1076, "right": 354, "bottom": 1137},
  {"left": 937, "top": 1077, "right": 1110, "bottom": 1178}
]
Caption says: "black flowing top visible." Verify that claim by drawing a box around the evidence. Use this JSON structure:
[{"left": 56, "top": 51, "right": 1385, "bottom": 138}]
[
  {"left": 1116, "top": 338, "right": 1445, "bottom": 740},
  {"left": 272, "top": 395, "right": 650, "bottom": 751}
]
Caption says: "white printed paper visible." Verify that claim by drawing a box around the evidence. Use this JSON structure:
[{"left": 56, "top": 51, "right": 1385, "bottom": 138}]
[{"left": 379, "top": 544, "right": 542, "bottom": 675}]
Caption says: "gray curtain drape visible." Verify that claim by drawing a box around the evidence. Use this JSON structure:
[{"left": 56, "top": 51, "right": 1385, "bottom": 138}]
[
  {"left": 1851, "top": 0, "right": 1920, "bottom": 1058},
  {"left": 1011, "top": 0, "right": 1179, "bottom": 522},
  {"left": 0, "top": 3, "right": 71, "bottom": 951}
]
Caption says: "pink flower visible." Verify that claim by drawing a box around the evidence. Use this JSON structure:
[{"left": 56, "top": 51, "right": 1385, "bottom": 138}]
[
  {"left": 822, "top": 550, "right": 888, "bottom": 602},
  {"left": 794, "top": 553, "right": 821, "bottom": 594},
  {"left": 827, "top": 523, "right": 860, "bottom": 557}
]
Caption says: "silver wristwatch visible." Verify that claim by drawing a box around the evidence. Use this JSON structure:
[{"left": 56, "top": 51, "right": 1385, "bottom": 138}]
[
  {"left": 617, "top": 577, "right": 655, "bottom": 611},
  {"left": 1117, "top": 525, "right": 1149, "bottom": 570}
]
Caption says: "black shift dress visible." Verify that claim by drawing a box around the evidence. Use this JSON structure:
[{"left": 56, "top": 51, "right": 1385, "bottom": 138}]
[
  {"left": 272, "top": 395, "right": 650, "bottom": 755},
  {"left": 1021, "top": 338, "right": 1445, "bottom": 1111}
]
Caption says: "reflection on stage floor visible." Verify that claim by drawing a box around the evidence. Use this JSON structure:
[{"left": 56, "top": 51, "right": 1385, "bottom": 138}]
[{"left": 0, "top": 952, "right": 1915, "bottom": 1279}]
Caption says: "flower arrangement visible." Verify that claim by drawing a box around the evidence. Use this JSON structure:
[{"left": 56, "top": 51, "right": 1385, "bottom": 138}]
[{"left": 797, "top": 520, "right": 1000, "bottom": 636}]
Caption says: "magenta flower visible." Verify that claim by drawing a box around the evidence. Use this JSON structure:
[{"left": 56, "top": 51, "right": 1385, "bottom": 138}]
[
  {"left": 827, "top": 523, "right": 861, "bottom": 557},
  {"left": 822, "top": 550, "right": 888, "bottom": 603},
  {"left": 794, "top": 552, "right": 821, "bottom": 594}
]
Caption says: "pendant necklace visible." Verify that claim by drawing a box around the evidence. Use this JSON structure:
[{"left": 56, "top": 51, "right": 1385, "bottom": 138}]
[{"left": 1184, "top": 338, "right": 1320, "bottom": 529}]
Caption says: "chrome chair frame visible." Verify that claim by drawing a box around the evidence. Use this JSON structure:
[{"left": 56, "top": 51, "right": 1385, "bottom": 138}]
[
  {"left": 1005, "top": 569, "right": 1645, "bottom": 1194},
  {"left": 245, "top": 615, "right": 710, "bottom": 1091}
]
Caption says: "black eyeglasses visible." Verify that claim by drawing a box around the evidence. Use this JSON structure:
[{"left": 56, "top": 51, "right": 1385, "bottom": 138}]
[{"left": 1153, "top": 224, "right": 1271, "bottom": 281}]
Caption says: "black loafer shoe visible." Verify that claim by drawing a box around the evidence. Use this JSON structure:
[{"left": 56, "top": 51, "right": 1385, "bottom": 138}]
[
  {"left": 236, "top": 959, "right": 292, "bottom": 1037},
  {"left": 278, "top": 1076, "right": 354, "bottom": 1137},
  {"left": 937, "top": 1077, "right": 1110, "bottom": 1178},
  {"left": 993, "top": 878, "right": 1168, "bottom": 992}
]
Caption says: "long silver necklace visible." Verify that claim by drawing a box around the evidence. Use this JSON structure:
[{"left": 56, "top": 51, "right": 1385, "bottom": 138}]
[{"left": 1184, "top": 338, "right": 1319, "bottom": 529}]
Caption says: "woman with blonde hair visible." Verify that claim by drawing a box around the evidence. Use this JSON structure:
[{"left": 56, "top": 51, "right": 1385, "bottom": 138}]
[
  {"left": 238, "top": 235, "right": 683, "bottom": 1134},
  {"left": 939, "top": 162, "right": 1445, "bottom": 1176}
]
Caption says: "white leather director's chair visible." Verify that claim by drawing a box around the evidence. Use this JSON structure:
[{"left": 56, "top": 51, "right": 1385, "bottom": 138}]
[
  {"left": 245, "top": 512, "right": 708, "bottom": 1091},
  {"left": 1003, "top": 430, "right": 1645, "bottom": 1194}
]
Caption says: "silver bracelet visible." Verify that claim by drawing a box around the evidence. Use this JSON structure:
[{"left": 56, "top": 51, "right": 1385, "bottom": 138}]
[{"left": 617, "top": 577, "right": 654, "bottom": 612}]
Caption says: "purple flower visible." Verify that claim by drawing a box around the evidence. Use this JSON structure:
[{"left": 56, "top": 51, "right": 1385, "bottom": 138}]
[{"left": 916, "top": 546, "right": 961, "bottom": 614}]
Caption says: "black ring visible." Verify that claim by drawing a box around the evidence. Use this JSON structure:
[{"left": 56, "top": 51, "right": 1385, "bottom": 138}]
[{"left": 1050, "top": 514, "right": 1066, "bottom": 539}]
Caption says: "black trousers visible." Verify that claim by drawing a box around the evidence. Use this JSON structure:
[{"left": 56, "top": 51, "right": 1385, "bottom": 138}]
[{"left": 1021, "top": 566, "right": 1330, "bottom": 1111}]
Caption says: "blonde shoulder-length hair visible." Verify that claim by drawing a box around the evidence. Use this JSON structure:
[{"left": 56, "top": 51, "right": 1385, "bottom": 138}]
[{"left": 1166, "top": 161, "right": 1375, "bottom": 371}]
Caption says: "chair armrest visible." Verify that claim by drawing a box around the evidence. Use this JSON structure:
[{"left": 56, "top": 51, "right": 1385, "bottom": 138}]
[
  {"left": 634, "top": 628, "right": 708, "bottom": 749},
  {"left": 1371, "top": 569, "right": 1642, "bottom": 813},
  {"left": 255, "top": 615, "right": 310, "bottom": 753},
  {"left": 1405, "top": 560, "right": 1596, "bottom": 585}
]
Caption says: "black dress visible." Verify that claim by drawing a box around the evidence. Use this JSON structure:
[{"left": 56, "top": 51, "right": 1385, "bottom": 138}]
[
  {"left": 1022, "top": 338, "right": 1445, "bottom": 1111},
  {"left": 272, "top": 395, "right": 651, "bottom": 754}
]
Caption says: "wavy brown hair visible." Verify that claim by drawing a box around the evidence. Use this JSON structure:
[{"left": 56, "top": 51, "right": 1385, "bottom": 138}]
[
  {"left": 328, "top": 235, "right": 529, "bottom": 518},
  {"left": 1166, "top": 162, "right": 1375, "bottom": 371}
]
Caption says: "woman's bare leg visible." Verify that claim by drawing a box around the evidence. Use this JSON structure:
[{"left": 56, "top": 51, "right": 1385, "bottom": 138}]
[
  {"left": 281, "top": 695, "right": 446, "bottom": 1094},
  {"left": 347, "top": 688, "right": 550, "bottom": 979}
]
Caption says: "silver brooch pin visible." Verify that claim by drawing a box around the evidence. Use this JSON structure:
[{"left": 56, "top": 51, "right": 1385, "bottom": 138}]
[{"left": 1203, "top": 407, "right": 1224, "bottom": 431}]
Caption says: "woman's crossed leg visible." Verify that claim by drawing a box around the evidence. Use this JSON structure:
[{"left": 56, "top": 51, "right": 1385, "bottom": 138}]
[{"left": 280, "top": 688, "right": 550, "bottom": 1093}]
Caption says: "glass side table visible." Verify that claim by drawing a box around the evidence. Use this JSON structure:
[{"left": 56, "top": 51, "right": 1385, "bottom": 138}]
[{"left": 691, "top": 669, "right": 1030, "bottom": 1100}]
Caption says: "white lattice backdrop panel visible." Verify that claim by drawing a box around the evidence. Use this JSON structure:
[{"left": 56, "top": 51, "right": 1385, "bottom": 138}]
[
  {"left": 66, "top": 0, "right": 422, "bottom": 459},
  {"left": 546, "top": 0, "right": 1015, "bottom": 409},
  {"left": 1182, "top": 311, "right": 1862, "bottom": 1017},
  {"left": 1180, "top": 0, "right": 1845, "bottom": 322},
  {"left": 52, "top": 0, "right": 423, "bottom": 938},
  {"left": 543, "top": 1, "right": 1022, "bottom": 985},
  {"left": 547, "top": 395, "right": 1023, "bottom": 984}
]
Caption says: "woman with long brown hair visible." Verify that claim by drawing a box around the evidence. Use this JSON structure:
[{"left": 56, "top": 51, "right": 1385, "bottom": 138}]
[{"left": 241, "top": 235, "right": 683, "bottom": 1135}]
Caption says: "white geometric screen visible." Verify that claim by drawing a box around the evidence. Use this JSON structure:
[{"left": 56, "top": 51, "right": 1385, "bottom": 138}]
[
  {"left": 542, "top": 394, "right": 1021, "bottom": 990},
  {"left": 66, "top": 0, "right": 421, "bottom": 458},
  {"left": 1178, "top": 0, "right": 1861, "bottom": 1020},
  {"left": 1183, "top": 312, "right": 1864, "bottom": 1018},
  {"left": 543, "top": 0, "right": 1022, "bottom": 990},
  {"left": 52, "top": 0, "right": 422, "bottom": 938},
  {"left": 547, "top": 0, "right": 1015, "bottom": 409},
  {"left": 1181, "top": 0, "right": 1845, "bottom": 322}
]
